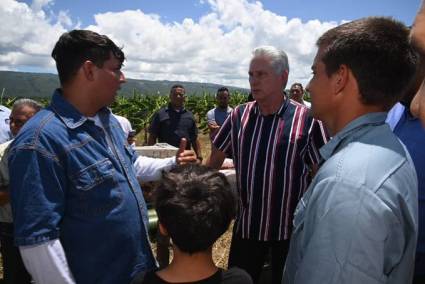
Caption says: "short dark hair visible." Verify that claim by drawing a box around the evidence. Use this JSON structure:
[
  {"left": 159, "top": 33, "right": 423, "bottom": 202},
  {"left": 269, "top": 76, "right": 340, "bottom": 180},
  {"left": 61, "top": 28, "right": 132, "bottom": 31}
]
[
  {"left": 217, "top": 87, "right": 229, "bottom": 94},
  {"left": 154, "top": 164, "right": 236, "bottom": 254},
  {"left": 317, "top": 17, "right": 417, "bottom": 110},
  {"left": 170, "top": 84, "right": 185, "bottom": 95},
  {"left": 216, "top": 87, "right": 229, "bottom": 98},
  {"left": 51, "top": 30, "right": 125, "bottom": 86}
]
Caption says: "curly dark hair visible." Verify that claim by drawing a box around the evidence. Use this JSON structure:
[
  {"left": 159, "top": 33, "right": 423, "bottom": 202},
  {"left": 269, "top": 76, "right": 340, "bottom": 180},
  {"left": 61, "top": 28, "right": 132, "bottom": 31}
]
[
  {"left": 51, "top": 29, "right": 125, "bottom": 86},
  {"left": 154, "top": 164, "right": 236, "bottom": 254}
]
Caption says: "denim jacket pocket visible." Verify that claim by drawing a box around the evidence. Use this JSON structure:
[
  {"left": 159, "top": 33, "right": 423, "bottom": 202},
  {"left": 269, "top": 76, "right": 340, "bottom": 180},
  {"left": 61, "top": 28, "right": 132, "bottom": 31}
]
[{"left": 71, "top": 158, "right": 115, "bottom": 191}]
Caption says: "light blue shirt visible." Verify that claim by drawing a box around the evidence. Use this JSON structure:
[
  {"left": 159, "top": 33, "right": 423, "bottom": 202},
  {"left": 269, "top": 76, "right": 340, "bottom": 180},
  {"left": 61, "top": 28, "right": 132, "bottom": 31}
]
[
  {"left": 206, "top": 106, "right": 233, "bottom": 126},
  {"left": 283, "top": 113, "right": 418, "bottom": 284}
]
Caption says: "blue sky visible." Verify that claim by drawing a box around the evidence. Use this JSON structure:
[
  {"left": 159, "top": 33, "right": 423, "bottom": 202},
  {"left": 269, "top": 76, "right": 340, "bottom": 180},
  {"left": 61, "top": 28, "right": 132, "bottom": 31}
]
[
  {"left": 20, "top": 0, "right": 419, "bottom": 26},
  {"left": 1, "top": 0, "right": 422, "bottom": 88}
]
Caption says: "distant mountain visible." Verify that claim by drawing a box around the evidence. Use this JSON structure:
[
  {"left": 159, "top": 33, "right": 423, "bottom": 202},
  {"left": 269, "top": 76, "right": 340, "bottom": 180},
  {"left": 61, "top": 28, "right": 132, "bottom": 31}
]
[{"left": 0, "top": 71, "right": 248, "bottom": 98}]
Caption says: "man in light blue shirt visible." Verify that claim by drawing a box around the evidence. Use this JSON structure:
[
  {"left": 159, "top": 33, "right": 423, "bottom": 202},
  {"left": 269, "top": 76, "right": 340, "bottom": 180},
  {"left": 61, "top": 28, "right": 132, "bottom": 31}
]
[
  {"left": 206, "top": 87, "right": 233, "bottom": 139},
  {"left": 283, "top": 17, "right": 418, "bottom": 284}
]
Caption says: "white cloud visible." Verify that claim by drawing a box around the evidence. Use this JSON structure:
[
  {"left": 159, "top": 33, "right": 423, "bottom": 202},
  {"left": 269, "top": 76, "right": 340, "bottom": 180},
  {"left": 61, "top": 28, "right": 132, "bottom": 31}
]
[
  {"left": 31, "top": 0, "right": 53, "bottom": 12},
  {"left": 0, "top": 0, "right": 340, "bottom": 88},
  {"left": 0, "top": 0, "right": 67, "bottom": 71}
]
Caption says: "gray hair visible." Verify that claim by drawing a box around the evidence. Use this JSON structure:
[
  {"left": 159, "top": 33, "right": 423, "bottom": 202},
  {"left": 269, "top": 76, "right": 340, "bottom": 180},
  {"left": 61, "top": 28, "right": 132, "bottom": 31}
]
[
  {"left": 12, "top": 98, "right": 43, "bottom": 112},
  {"left": 252, "top": 46, "right": 289, "bottom": 75}
]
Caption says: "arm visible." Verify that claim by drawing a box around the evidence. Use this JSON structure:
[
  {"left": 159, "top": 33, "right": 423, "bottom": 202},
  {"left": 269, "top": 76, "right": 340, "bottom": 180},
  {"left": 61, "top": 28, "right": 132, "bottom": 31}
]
[
  {"left": 134, "top": 155, "right": 176, "bottom": 182},
  {"left": 189, "top": 115, "right": 202, "bottom": 161},
  {"left": 133, "top": 139, "right": 197, "bottom": 182},
  {"left": 411, "top": 1, "right": 425, "bottom": 55},
  {"left": 20, "top": 239, "right": 75, "bottom": 284},
  {"left": 410, "top": 1, "right": 425, "bottom": 125},
  {"left": 207, "top": 121, "right": 220, "bottom": 132},
  {"left": 192, "top": 138, "right": 202, "bottom": 162},
  {"left": 206, "top": 145, "right": 226, "bottom": 169},
  {"left": 9, "top": 145, "right": 67, "bottom": 279}
]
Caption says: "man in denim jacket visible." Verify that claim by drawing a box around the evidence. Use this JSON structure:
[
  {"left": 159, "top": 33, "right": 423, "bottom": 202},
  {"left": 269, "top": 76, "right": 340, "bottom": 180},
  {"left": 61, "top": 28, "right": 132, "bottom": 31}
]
[{"left": 8, "top": 30, "right": 196, "bottom": 284}]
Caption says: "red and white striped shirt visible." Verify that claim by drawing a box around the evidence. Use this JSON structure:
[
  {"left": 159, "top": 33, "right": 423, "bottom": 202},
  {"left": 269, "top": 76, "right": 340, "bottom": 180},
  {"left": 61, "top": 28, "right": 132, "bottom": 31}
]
[{"left": 213, "top": 99, "right": 328, "bottom": 241}]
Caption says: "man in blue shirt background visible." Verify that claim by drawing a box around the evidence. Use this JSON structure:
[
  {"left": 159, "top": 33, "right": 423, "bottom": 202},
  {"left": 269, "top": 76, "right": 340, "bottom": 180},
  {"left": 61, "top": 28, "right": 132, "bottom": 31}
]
[
  {"left": 206, "top": 87, "right": 233, "bottom": 139},
  {"left": 386, "top": 68, "right": 425, "bottom": 283}
]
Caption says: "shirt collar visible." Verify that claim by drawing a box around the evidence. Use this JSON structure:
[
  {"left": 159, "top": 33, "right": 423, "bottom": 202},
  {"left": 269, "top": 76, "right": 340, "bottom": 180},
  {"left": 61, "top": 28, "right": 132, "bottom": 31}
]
[
  {"left": 166, "top": 103, "right": 186, "bottom": 113},
  {"left": 50, "top": 89, "right": 110, "bottom": 129},
  {"left": 320, "top": 112, "right": 387, "bottom": 161},
  {"left": 252, "top": 96, "right": 289, "bottom": 118}
]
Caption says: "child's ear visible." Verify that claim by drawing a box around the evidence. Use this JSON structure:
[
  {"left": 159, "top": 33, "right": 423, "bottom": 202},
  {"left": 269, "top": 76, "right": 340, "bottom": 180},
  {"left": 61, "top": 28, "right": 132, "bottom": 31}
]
[{"left": 158, "top": 222, "right": 169, "bottom": 236}]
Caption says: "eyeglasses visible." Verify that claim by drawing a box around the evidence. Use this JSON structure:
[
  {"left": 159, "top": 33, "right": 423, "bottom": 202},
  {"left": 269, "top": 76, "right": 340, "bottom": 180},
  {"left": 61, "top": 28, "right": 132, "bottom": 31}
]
[{"left": 5, "top": 117, "right": 26, "bottom": 127}]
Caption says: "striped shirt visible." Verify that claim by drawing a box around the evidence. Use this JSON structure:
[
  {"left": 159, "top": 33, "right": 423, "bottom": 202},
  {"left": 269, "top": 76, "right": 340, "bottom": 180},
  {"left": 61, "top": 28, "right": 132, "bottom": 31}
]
[{"left": 213, "top": 99, "right": 328, "bottom": 241}]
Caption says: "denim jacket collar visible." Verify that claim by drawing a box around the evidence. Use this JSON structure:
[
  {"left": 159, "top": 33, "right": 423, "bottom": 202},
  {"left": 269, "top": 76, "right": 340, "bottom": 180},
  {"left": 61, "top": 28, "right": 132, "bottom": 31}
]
[
  {"left": 50, "top": 89, "right": 110, "bottom": 129},
  {"left": 320, "top": 112, "right": 387, "bottom": 161}
]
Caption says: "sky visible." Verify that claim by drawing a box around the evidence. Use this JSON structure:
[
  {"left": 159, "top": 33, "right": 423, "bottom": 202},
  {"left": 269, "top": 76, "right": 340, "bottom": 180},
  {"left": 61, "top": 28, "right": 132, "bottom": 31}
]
[{"left": 0, "top": 0, "right": 421, "bottom": 88}]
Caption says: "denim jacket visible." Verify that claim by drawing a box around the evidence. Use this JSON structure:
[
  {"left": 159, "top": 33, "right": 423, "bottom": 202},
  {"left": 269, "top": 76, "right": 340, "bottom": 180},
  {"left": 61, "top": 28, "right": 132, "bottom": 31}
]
[{"left": 9, "top": 90, "right": 156, "bottom": 284}]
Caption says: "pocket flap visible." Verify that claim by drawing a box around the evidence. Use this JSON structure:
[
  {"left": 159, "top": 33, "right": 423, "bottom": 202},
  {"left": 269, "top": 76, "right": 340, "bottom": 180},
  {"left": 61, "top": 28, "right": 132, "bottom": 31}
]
[{"left": 71, "top": 159, "right": 114, "bottom": 191}]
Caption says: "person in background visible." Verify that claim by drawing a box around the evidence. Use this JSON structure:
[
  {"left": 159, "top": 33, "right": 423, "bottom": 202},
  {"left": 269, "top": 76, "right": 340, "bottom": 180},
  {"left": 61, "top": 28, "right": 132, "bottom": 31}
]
[
  {"left": 386, "top": 57, "right": 425, "bottom": 284},
  {"left": 0, "top": 105, "right": 12, "bottom": 144},
  {"left": 8, "top": 29, "right": 196, "bottom": 284},
  {"left": 289, "top": 83, "right": 311, "bottom": 108},
  {"left": 283, "top": 17, "right": 418, "bottom": 284},
  {"left": 208, "top": 46, "right": 328, "bottom": 284},
  {"left": 0, "top": 99, "right": 42, "bottom": 284},
  {"left": 148, "top": 84, "right": 203, "bottom": 268},
  {"left": 206, "top": 87, "right": 233, "bottom": 139},
  {"left": 127, "top": 130, "right": 137, "bottom": 146},
  {"left": 132, "top": 164, "right": 252, "bottom": 284},
  {"left": 114, "top": 113, "right": 136, "bottom": 146},
  {"left": 148, "top": 84, "right": 203, "bottom": 162}
]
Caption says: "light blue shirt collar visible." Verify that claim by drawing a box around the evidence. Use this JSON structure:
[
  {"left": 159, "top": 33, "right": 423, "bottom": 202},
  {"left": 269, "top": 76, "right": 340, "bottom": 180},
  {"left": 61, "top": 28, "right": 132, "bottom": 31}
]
[{"left": 320, "top": 112, "right": 387, "bottom": 161}]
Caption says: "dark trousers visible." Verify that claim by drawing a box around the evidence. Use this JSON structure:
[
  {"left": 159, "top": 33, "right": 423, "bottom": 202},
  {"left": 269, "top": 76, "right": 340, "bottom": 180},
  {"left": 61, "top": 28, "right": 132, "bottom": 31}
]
[
  {"left": 228, "top": 232, "right": 290, "bottom": 284},
  {"left": 0, "top": 222, "right": 31, "bottom": 284}
]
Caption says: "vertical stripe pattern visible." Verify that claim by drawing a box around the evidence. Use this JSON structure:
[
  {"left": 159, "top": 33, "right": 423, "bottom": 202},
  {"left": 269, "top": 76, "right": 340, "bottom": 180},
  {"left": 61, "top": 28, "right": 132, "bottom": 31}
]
[{"left": 213, "top": 99, "right": 328, "bottom": 241}]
